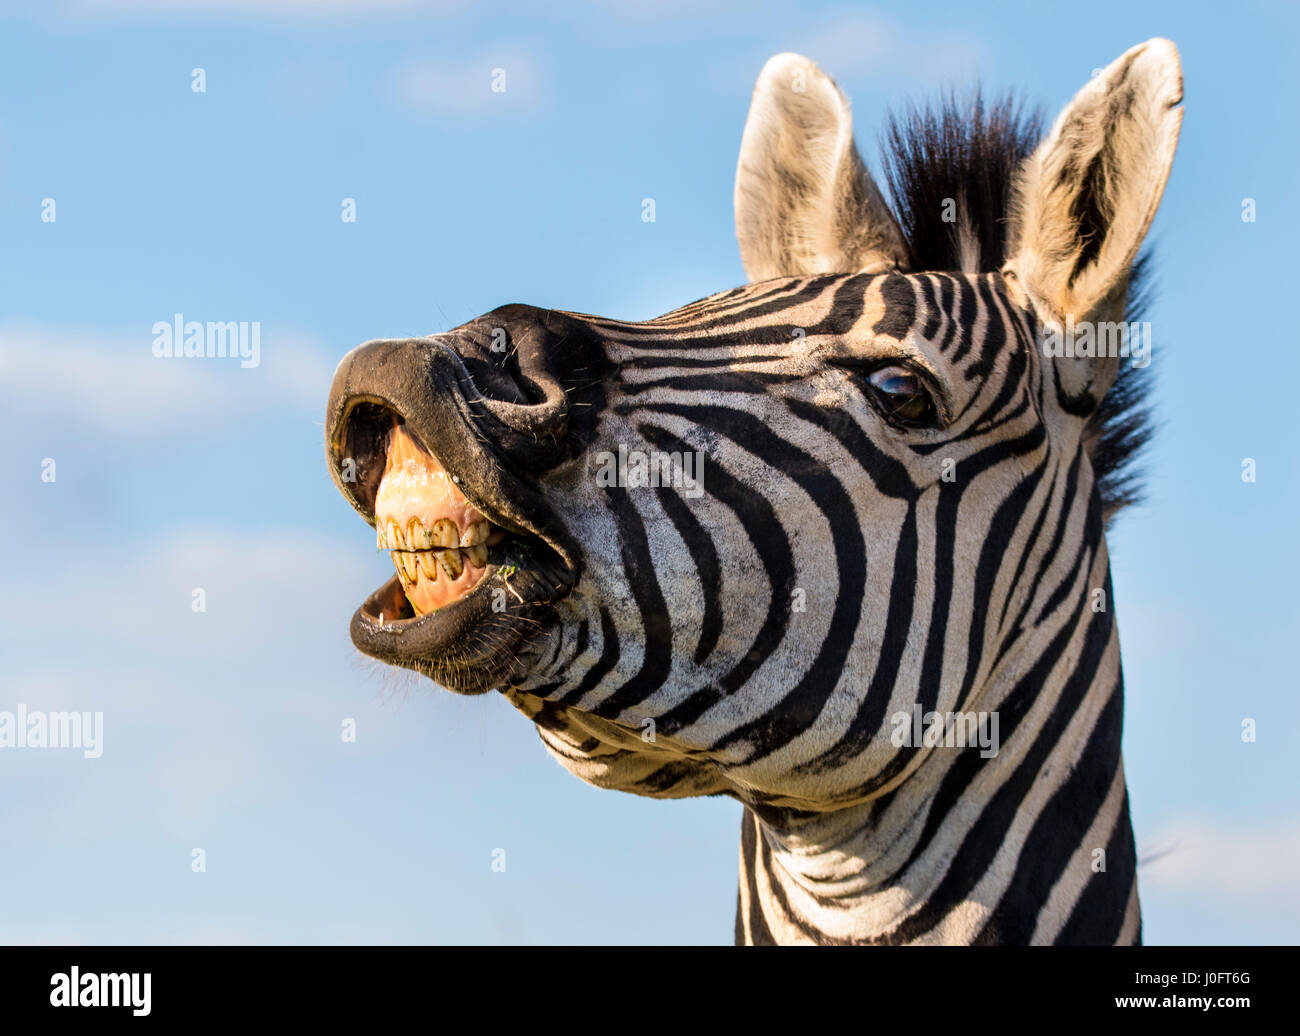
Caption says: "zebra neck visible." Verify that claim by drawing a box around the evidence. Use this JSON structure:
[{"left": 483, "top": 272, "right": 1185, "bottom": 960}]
[{"left": 735, "top": 608, "right": 1142, "bottom": 945}]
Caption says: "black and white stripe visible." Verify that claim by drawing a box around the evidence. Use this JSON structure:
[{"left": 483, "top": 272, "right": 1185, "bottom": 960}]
[
  {"left": 333, "top": 40, "right": 1183, "bottom": 945},
  {"left": 500, "top": 270, "right": 1140, "bottom": 944}
]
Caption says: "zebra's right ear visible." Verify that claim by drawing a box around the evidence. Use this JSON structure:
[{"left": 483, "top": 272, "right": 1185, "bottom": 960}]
[{"left": 734, "top": 53, "right": 908, "bottom": 282}]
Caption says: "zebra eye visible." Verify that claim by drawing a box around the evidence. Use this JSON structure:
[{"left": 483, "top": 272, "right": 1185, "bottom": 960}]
[{"left": 864, "top": 365, "right": 936, "bottom": 426}]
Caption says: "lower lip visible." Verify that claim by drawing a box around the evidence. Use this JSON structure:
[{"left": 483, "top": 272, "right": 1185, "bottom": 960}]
[
  {"left": 350, "top": 567, "right": 495, "bottom": 666},
  {"left": 350, "top": 524, "right": 572, "bottom": 681},
  {"left": 358, "top": 564, "right": 498, "bottom": 630}
]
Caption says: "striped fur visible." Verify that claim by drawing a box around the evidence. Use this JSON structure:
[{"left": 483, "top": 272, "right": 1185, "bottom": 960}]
[
  {"left": 500, "top": 269, "right": 1139, "bottom": 943},
  {"left": 333, "top": 40, "right": 1183, "bottom": 944}
]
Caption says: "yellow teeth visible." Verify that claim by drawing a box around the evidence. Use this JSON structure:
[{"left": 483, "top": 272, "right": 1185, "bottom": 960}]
[
  {"left": 430, "top": 518, "right": 459, "bottom": 548},
  {"left": 387, "top": 541, "right": 490, "bottom": 588},
  {"left": 376, "top": 515, "right": 494, "bottom": 550},
  {"left": 399, "top": 551, "right": 419, "bottom": 584},
  {"left": 408, "top": 518, "right": 433, "bottom": 550},
  {"left": 379, "top": 513, "right": 499, "bottom": 601},
  {"left": 435, "top": 548, "right": 463, "bottom": 579},
  {"left": 418, "top": 551, "right": 440, "bottom": 581}
]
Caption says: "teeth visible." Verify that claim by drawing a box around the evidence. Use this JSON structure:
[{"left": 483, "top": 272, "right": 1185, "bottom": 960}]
[
  {"left": 376, "top": 512, "right": 499, "bottom": 582},
  {"left": 430, "top": 518, "right": 459, "bottom": 548},
  {"left": 396, "top": 551, "right": 419, "bottom": 584},
  {"left": 436, "top": 548, "right": 463, "bottom": 579},
  {"left": 408, "top": 518, "right": 434, "bottom": 550},
  {"left": 418, "top": 551, "right": 440, "bottom": 580}
]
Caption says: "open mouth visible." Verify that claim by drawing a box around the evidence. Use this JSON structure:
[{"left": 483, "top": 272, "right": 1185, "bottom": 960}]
[
  {"left": 374, "top": 419, "right": 505, "bottom": 617},
  {"left": 331, "top": 398, "right": 575, "bottom": 692}
]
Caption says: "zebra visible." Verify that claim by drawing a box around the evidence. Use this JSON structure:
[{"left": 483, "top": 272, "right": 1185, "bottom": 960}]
[{"left": 325, "top": 39, "right": 1182, "bottom": 945}]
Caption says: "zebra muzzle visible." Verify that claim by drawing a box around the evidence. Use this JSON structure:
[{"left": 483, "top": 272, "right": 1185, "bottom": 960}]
[{"left": 325, "top": 336, "right": 578, "bottom": 691}]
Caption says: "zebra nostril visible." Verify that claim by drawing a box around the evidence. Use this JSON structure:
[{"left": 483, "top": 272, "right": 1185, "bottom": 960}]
[
  {"left": 474, "top": 370, "right": 572, "bottom": 472},
  {"left": 451, "top": 304, "right": 609, "bottom": 466},
  {"left": 481, "top": 344, "right": 569, "bottom": 436},
  {"left": 481, "top": 390, "right": 569, "bottom": 440}
]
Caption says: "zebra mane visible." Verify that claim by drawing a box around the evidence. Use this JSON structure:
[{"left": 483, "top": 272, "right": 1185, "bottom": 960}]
[{"left": 876, "top": 91, "right": 1155, "bottom": 521}]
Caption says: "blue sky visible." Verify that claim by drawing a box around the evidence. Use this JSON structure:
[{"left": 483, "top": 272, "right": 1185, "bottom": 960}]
[{"left": 0, "top": 0, "right": 1296, "bottom": 944}]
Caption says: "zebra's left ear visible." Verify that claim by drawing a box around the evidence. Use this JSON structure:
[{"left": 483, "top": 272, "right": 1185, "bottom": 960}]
[{"left": 1004, "top": 38, "right": 1183, "bottom": 406}]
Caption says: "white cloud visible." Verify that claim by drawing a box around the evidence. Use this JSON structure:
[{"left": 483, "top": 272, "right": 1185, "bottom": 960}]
[
  {"left": 0, "top": 524, "right": 404, "bottom": 841},
  {"left": 0, "top": 321, "right": 338, "bottom": 433},
  {"left": 1140, "top": 814, "right": 1300, "bottom": 910},
  {"left": 48, "top": 0, "right": 735, "bottom": 22},
  {"left": 0, "top": 525, "right": 380, "bottom": 658},
  {"left": 393, "top": 49, "right": 544, "bottom": 117},
  {"left": 583, "top": 0, "right": 745, "bottom": 17},
  {"left": 791, "top": 11, "right": 898, "bottom": 71},
  {"left": 53, "top": 0, "right": 466, "bottom": 19},
  {"left": 789, "top": 12, "right": 985, "bottom": 87},
  {"left": 709, "top": 12, "right": 988, "bottom": 99}
]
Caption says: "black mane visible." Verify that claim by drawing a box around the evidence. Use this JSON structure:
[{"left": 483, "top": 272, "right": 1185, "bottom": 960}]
[{"left": 876, "top": 91, "right": 1154, "bottom": 520}]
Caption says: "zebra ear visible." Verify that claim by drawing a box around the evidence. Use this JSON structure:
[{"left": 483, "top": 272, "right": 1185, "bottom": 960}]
[
  {"left": 734, "top": 53, "right": 908, "bottom": 281},
  {"left": 1004, "top": 39, "right": 1183, "bottom": 404}
]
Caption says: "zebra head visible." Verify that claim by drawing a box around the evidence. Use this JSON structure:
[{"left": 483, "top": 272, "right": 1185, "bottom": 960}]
[{"left": 326, "top": 41, "right": 1181, "bottom": 820}]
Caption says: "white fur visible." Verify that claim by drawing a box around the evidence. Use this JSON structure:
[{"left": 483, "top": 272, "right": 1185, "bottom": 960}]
[
  {"left": 734, "top": 53, "right": 907, "bottom": 280},
  {"left": 1005, "top": 38, "right": 1183, "bottom": 399}
]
